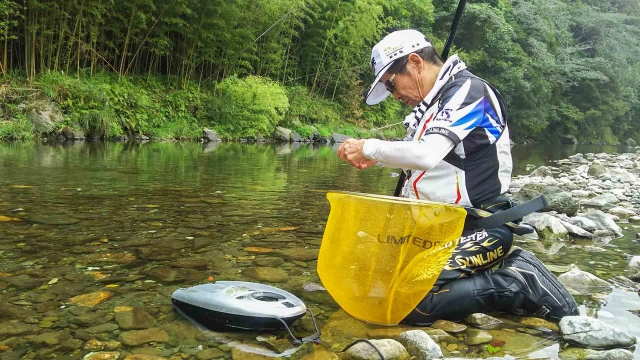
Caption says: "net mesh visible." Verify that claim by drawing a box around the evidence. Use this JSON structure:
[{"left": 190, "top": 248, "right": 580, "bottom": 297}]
[{"left": 317, "top": 191, "right": 466, "bottom": 325}]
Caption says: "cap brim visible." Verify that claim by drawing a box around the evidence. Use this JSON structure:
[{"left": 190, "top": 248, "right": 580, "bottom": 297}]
[{"left": 364, "top": 62, "right": 393, "bottom": 105}]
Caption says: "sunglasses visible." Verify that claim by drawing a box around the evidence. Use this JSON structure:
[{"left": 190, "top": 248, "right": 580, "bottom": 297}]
[{"left": 384, "top": 50, "right": 422, "bottom": 93}]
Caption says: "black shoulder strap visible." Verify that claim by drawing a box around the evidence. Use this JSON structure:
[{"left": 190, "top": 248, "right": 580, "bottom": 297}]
[{"left": 466, "top": 196, "right": 548, "bottom": 235}]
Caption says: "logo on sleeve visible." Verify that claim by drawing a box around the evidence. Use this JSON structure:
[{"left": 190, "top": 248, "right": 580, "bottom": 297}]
[{"left": 434, "top": 108, "right": 453, "bottom": 123}]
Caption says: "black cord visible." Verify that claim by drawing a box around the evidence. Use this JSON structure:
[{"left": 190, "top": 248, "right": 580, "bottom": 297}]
[
  {"left": 275, "top": 309, "right": 322, "bottom": 345},
  {"left": 341, "top": 339, "right": 387, "bottom": 360}
]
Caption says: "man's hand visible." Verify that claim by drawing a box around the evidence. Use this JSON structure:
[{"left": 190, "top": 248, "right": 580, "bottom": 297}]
[{"left": 337, "top": 138, "right": 377, "bottom": 169}]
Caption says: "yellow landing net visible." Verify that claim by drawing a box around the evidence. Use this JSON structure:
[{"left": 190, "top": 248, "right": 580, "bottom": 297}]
[{"left": 317, "top": 191, "right": 466, "bottom": 325}]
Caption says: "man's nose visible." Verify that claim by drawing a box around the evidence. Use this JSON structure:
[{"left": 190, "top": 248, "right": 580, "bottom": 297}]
[{"left": 394, "top": 92, "right": 401, "bottom": 100}]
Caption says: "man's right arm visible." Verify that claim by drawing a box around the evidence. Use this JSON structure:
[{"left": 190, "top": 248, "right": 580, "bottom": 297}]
[{"left": 361, "top": 135, "right": 455, "bottom": 171}]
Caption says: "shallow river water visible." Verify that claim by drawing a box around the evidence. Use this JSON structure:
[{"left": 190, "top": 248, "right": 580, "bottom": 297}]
[{"left": 1, "top": 141, "right": 639, "bottom": 359}]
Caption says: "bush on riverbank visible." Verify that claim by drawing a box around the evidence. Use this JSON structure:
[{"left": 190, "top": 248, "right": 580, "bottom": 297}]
[{"left": 205, "top": 76, "right": 289, "bottom": 140}]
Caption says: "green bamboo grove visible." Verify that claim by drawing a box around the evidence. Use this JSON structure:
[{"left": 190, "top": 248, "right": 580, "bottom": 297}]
[{"left": 0, "top": 0, "right": 638, "bottom": 142}]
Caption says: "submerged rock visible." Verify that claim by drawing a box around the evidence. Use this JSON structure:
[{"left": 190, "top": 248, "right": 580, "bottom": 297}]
[
  {"left": 196, "top": 348, "right": 225, "bottom": 360},
  {"left": 2, "top": 275, "right": 45, "bottom": 290},
  {"left": 83, "top": 352, "right": 121, "bottom": 360},
  {"left": 242, "top": 267, "right": 288, "bottom": 283},
  {"left": 85, "top": 323, "right": 119, "bottom": 334},
  {"left": 142, "top": 267, "right": 185, "bottom": 283},
  {"left": 28, "top": 215, "right": 81, "bottom": 225},
  {"left": 344, "top": 339, "right": 409, "bottom": 360},
  {"left": 432, "top": 320, "right": 466, "bottom": 333},
  {"left": 518, "top": 317, "right": 559, "bottom": 332},
  {"left": 0, "top": 304, "right": 36, "bottom": 320},
  {"left": 118, "top": 328, "right": 169, "bottom": 346},
  {"left": 171, "top": 259, "right": 208, "bottom": 270},
  {"left": 274, "top": 248, "right": 319, "bottom": 261},
  {"left": 424, "top": 329, "right": 457, "bottom": 343},
  {"left": 253, "top": 257, "right": 285, "bottom": 267},
  {"left": 68, "top": 291, "right": 113, "bottom": 307},
  {"left": 465, "top": 328, "right": 493, "bottom": 345},
  {"left": 0, "top": 321, "right": 40, "bottom": 337},
  {"left": 560, "top": 316, "right": 637, "bottom": 348},
  {"left": 83, "top": 340, "right": 121, "bottom": 351},
  {"left": 396, "top": 330, "right": 442, "bottom": 360},
  {"left": 115, "top": 308, "right": 156, "bottom": 330}
]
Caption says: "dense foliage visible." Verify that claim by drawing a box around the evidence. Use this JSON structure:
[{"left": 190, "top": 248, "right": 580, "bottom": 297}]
[{"left": 0, "top": 0, "right": 638, "bottom": 142}]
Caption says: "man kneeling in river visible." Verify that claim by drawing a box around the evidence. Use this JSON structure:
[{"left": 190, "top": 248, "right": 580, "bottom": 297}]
[{"left": 337, "top": 29, "right": 579, "bottom": 324}]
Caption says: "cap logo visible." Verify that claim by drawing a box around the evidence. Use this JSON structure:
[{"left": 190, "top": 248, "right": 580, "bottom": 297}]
[{"left": 383, "top": 44, "right": 403, "bottom": 57}]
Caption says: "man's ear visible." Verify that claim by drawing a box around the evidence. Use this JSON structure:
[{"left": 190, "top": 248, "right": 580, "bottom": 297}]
[{"left": 409, "top": 53, "right": 423, "bottom": 74}]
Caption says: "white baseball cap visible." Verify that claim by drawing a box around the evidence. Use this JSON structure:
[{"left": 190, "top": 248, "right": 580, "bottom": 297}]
[{"left": 364, "top": 29, "right": 432, "bottom": 105}]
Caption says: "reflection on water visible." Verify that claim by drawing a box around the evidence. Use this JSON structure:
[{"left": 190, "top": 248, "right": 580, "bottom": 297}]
[{"left": 0, "top": 141, "right": 639, "bottom": 359}]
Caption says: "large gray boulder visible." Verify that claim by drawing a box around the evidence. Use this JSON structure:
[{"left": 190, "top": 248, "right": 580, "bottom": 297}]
[
  {"left": 625, "top": 138, "right": 636, "bottom": 147},
  {"left": 522, "top": 213, "right": 568, "bottom": 239},
  {"left": 202, "top": 128, "right": 220, "bottom": 142},
  {"left": 514, "top": 184, "right": 579, "bottom": 216},
  {"left": 27, "top": 99, "right": 64, "bottom": 133},
  {"left": 275, "top": 127, "right": 291, "bottom": 142},
  {"left": 396, "top": 330, "right": 442, "bottom": 360},
  {"left": 331, "top": 133, "right": 351, "bottom": 143},
  {"left": 557, "top": 218, "right": 593, "bottom": 238},
  {"left": 579, "top": 210, "right": 623, "bottom": 237},
  {"left": 560, "top": 316, "right": 637, "bottom": 348},
  {"left": 557, "top": 266, "right": 612, "bottom": 296}
]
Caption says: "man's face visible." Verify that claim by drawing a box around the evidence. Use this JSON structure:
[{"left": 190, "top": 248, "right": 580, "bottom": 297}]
[{"left": 379, "top": 54, "right": 427, "bottom": 107}]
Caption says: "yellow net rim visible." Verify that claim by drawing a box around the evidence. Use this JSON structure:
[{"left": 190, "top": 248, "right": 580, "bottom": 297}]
[{"left": 327, "top": 190, "right": 466, "bottom": 208}]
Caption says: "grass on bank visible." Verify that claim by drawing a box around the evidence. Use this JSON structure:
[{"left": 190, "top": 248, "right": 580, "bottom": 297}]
[{"left": 0, "top": 71, "right": 407, "bottom": 141}]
